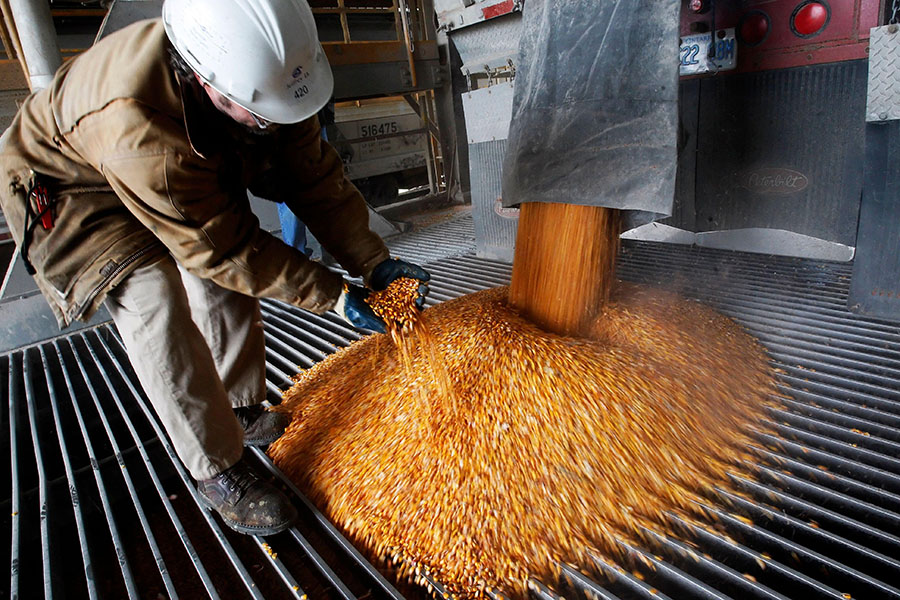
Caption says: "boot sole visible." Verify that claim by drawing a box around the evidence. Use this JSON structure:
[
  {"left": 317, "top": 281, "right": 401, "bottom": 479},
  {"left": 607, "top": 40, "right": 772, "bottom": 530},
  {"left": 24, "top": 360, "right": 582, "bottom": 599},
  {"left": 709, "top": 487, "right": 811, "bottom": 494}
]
[
  {"left": 243, "top": 434, "right": 283, "bottom": 447},
  {"left": 198, "top": 491, "right": 297, "bottom": 536}
]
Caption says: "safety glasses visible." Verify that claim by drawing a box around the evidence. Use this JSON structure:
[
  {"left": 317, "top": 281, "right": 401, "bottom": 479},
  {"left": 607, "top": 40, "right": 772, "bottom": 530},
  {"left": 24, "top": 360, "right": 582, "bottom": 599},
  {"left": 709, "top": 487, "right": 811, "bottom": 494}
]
[{"left": 248, "top": 111, "right": 273, "bottom": 130}]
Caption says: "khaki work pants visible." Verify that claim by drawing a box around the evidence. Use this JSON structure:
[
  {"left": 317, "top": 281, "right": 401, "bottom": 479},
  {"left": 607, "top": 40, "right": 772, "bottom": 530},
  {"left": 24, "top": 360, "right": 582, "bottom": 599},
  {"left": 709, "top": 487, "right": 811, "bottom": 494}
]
[{"left": 105, "top": 256, "right": 266, "bottom": 480}]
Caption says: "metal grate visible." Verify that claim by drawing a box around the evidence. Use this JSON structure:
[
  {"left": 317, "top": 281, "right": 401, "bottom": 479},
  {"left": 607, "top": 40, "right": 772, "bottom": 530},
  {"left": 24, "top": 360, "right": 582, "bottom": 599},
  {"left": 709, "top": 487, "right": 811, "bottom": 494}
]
[
  {"left": 383, "top": 212, "right": 476, "bottom": 265},
  {"left": 421, "top": 246, "right": 900, "bottom": 600},
  {"left": 4, "top": 232, "right": 900, "bottom": 599},
  {"left": 3, "top": 317, "right": 417, "bottom": 600}
]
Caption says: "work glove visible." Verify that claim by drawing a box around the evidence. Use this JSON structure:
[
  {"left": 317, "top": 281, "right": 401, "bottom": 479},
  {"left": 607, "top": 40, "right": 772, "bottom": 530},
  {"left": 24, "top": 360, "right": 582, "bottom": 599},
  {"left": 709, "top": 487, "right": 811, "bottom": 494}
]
[
  {"left": 333, "top": 282, "right": 387, "bottom": 333},
  {"left": 369, "top": 258, "right": 431, "bottom": 309}
]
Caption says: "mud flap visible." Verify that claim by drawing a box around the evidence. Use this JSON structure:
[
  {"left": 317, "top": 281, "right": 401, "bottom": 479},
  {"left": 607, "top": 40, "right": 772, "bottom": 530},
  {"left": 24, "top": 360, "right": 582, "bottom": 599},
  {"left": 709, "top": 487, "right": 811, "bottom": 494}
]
[{"left": 848, "top": 120, "right": 900, "bottom": 322}]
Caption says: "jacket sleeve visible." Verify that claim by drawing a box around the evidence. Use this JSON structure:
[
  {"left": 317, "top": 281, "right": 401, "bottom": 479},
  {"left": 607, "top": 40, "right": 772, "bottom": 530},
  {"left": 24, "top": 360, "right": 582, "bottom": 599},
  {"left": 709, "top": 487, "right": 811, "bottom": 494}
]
[
  {"left": 97, "top": 109, "right": 344, "bottom": 313},
  {"left": 251, "top": 116, "right": 390, "bottom": 282}
]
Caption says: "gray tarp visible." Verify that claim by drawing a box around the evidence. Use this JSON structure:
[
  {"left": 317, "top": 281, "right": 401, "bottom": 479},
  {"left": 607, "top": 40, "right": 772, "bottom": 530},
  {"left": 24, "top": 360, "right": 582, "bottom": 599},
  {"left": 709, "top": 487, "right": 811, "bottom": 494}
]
[{"left": 501, "top": 0, "right": 680, "bottom": 225}]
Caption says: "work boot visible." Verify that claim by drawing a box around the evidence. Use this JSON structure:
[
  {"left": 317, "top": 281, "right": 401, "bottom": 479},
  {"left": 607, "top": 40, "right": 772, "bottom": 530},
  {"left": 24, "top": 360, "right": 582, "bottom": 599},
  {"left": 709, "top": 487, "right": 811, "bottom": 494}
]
[
  {"left": 234, "top": 404, "right": 291, "bottom": 446},
  {"left": 197, "top": 459, "right": 298, "bottom": 535}
]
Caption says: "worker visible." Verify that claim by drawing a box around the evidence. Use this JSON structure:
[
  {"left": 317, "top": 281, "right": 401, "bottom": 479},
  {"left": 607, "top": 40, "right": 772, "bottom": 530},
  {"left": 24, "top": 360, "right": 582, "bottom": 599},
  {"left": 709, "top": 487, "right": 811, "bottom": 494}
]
[{"left": 0, "top": 0, "right": 430, "bottom": 535}]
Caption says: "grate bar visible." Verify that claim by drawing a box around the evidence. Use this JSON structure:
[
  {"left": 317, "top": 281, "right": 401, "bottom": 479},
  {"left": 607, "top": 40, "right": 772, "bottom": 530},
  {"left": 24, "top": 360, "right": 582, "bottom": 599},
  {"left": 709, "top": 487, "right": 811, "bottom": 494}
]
[
  {"left": 9, "top": 355, "right": 21, "bottom": 600},
  {"left": 627, "top": 241, "right": 852, "bottom": 272},
  {"left": 616, "top": 539, "right": 733, "bottom": 600},
  {"left": 620, "top": 245, "right": 854, "bottom": 297},
  {"left": 422, "top": 572, "right": 451, "bottom": 598},
  {"left": 266, "top": 376, "right": 288, "bottom": 400},
  {"left": 776, "top": 373, "right": 900, "bottom": 417},
  {"left": 714, "top": 486, "right": 900, "bottom": 576},
  {"left": 667, "top": 293, "right": 900, "bottom": 346},
  {"left": 38, "top": 345, "right": 99, "bottom": 600},
  {"left": 264, "top": 348, "right": 303, "bottom": 388},
  {"left": 248, "top": 446, "right": 408, "bottom": 600},
  {"left": 696, "top": 500, "right": 900, "bottom": 599},
  {"left": 424, "top": 263, "right": 511, "bottom": 288},
  {"left": 755, "top": 458, "right": 900, "bottom": 531},
  {"left": 666, "top": 512, "right": 847, "bottom": 599},
  {"left": 288, "top": 528, "right": 358, "bottom": 600},
  {"left": 749, "top": 329, "right": 900, "bottom": 377},
  {"left": 776, "top": 396, "right": 900, "bottom": 445},
  {"left": 774, "top": 365, "right": 899, "bottom": 408},
  {"left": 622, "top": 254, "right": 852, "bottom": 304},
  {"left": 426, "top": 277, "right": 488, "bottom": 297},
  {"left": 699, "top": 306, "right": 900, "bottom": 363},
  {"left": 619, "top": 253, "right": 891, "bottom": 315},
  {"left": 264, "top": 346, "right": 301, "bottom": 390},
  {"left": 556, "top": 562, "right": 626, "bottom": 600},
  {"left": 263, "top": 319, "right": 334, "bottom": 363},
  {"left": 429, "top": 267, "right": 509, "bottom": 289},
  {"left": 251, "top": 533, "right": 308, "bottom": 599},
  {"left": 83, "top": 332, "right": 223, "bottom": 599},
  {"left": 66, "top": 336, "right": 179, "bottom": 598},
  {"left": 767, "top": 351, "right": 900, "bottom": 397},
  {"left": 22, "top": 351, "right": 53, "bottom": 598},
  {"left": 772, "top": 404, "right": 900, "bottom": 453},
  {"left": 627, "top": 241, "right": 854, "bottom": 275},
  {"left": 777, "top": 389, "right": 900, "bottom": 430},
  {"left": 589, "top": 553, "right": 676, "bottom": 600},
  {"left": 758, "top": 434, "right": 898, "bottom": 498},
  {"left": 261, "top": 300, "right": 363, "bottom": 344},
  {"left": 728, "top": 473, "right": 900, "bottom": 554},
  {"left": 383, "top": 216, "right": 476, "bottom": 264},
  {"left": 423, "top": 289, "right": 458, "bottom": 304},
  {"left": 441, "top": 255, "right": 512, "bottom": 275},
  {"left": 526, "top": 578, "right": 566, "bottom": 600},
  {"left": 429, "top": 277, "right": 495, "bottom": 295},
  {"left": 485, "top": 587, "right": 513, "bottom": 600},
  {"left": 616, "top": 251, "right": 854, "bottom": 300},
  {"left": 636, "top": 526, "right": 790, "bottom": 600},
  {"left": 94, "top": 331, "right": 271, "bottom": 600},
  {"left": 53, "top": 338, "right": 138, "bottom": 597},
  {"left": 263, "top": 314, "right": 334, "bottom": 353},
  {"left": 765, "top": 424, "right": 900, "bottom": 483},
  {"left": 617, "top": 260, "right": 900, "bottom": 340}
]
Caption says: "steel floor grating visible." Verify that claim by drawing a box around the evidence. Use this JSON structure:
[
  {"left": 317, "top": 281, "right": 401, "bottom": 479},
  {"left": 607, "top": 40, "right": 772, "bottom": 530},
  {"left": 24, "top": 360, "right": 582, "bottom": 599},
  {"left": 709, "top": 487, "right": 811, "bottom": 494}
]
[{"left": 4, "top": 227, "right": 900, "bottom": 599}]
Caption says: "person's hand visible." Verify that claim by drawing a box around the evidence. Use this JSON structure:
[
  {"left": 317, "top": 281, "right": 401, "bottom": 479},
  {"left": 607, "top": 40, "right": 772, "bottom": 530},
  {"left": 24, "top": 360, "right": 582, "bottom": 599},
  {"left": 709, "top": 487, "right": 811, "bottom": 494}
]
[
  {"left": 369, "top": 258, "right": 431, "bottom": 309},
  {"left": 333, "top": 282, "right": 386, "bottom": 333}
]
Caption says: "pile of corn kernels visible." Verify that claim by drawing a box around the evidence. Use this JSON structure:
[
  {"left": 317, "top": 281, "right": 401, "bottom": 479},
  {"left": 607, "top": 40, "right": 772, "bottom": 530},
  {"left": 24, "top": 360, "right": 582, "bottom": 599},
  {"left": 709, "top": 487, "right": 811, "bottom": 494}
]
[{"left": 269, "top": 283, "right": 777, "bottom": 598}]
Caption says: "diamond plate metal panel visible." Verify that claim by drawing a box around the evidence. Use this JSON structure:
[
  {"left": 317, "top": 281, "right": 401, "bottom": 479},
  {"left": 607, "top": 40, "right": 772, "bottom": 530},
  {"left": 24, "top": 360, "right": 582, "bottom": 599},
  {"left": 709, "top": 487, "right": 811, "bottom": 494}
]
[
  {"left": 450, "top": 12, "right": 521, "bottom": 76},
  {"left": 866, "top": 25, "right": 900, "bottom": 122}
]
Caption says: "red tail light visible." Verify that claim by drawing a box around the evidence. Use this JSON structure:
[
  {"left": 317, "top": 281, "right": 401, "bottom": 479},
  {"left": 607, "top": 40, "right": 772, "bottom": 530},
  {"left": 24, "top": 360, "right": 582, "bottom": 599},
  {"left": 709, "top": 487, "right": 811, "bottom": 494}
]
[
  {"left": 792, "top": 2, "right": 829, "bottom": 37},
  {"left": 739, "top": 11, "right": 770, "bottom": 46}
]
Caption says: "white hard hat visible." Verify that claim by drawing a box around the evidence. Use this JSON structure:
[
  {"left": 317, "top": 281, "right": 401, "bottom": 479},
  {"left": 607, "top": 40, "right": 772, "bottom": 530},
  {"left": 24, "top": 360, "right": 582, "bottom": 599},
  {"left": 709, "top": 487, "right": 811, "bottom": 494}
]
[{"left": 162, "top": 0, "right": 333, "bottom": 124}]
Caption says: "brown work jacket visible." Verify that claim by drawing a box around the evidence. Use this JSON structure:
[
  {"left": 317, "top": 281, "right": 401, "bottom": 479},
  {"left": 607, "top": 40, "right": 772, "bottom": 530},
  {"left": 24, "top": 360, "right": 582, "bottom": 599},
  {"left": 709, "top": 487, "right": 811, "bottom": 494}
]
[{"left": 0, "top": 18, "right": 389, "bottom": 328}]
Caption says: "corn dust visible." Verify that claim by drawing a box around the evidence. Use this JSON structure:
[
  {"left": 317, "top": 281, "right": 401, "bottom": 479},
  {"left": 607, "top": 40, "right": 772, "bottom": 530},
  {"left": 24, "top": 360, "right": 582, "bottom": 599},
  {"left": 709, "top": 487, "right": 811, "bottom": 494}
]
[{"left": 269, "top": 283, "right": 777, "bottom": 598}]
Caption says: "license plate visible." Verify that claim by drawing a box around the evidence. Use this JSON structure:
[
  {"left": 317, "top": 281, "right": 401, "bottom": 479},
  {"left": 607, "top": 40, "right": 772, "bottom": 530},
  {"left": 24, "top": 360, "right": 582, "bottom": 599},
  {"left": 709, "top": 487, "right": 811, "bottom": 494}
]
[{"left": 679, "top": 28, "right": 737, "bottom": 76}]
